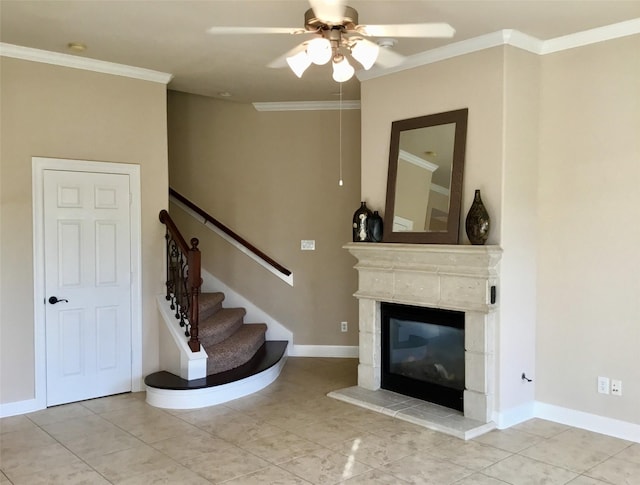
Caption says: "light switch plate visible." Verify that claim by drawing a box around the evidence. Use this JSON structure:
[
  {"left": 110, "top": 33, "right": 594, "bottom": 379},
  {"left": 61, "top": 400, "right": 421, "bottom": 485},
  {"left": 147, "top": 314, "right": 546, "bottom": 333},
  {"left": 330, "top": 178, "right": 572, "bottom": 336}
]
[{"left": 301, "top": 240, "right": 315, "bottom": 250}]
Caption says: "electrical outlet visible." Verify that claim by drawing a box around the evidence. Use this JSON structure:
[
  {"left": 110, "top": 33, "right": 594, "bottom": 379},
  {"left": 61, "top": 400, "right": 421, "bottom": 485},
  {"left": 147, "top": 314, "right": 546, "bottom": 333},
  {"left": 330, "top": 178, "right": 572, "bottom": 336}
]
[
  {"left": 340, "top": 321, "right": 348, "bottom": 332},
  {"left": 597, "top": 376, "right": 610, "bottom": 394},
  {"left": 611, "top": 379, "right": 622, "bottom": 396}
]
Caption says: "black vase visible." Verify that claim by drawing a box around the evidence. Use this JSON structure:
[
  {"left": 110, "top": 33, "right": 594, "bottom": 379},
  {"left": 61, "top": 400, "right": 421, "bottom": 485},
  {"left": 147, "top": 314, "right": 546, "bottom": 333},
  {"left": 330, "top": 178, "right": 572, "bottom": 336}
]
[
  {"left": 465, "top": 189, "right": 490, "bottom": 245},
  {"left": 368, "top": 211, "right": 383, "bottom": 242},
  {"left": 352, "top": 201, "right": 373, "bottom": 242}
]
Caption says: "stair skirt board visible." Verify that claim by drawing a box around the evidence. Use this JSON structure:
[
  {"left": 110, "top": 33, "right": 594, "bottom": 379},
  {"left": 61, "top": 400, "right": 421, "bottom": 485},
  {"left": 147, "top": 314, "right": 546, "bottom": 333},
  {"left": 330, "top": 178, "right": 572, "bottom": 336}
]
[{"left": 145, "top": 341, "right": 287, "bottom": 409}]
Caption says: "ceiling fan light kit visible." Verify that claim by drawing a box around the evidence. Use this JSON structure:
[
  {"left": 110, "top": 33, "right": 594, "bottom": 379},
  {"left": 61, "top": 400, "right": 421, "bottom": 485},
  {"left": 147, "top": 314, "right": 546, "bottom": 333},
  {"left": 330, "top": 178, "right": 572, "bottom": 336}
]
[
  {"left": 208, "top": 1, "right": 455, "bottom": 83},
  {"left": 286, "top": 50, "right": 313, "bottom": 78},
  {"left": 285, "top": 33, "right": 376, "bottom": 82},
  {"left": 306, "top": 37, "right": 333, "bottom": 64},
  {"left": 332, "top": 55, "right": 355, "bottom": 82},
  {"left": 350, "top": 39, "right": 379, "bottom": 70}
]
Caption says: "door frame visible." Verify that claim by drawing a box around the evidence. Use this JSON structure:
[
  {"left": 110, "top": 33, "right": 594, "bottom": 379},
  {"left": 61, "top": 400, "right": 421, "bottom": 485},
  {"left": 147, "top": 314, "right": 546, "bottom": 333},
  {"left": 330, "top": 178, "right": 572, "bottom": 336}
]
[{"left": 32, "top": 157, "right": 142, "bottom": 410}]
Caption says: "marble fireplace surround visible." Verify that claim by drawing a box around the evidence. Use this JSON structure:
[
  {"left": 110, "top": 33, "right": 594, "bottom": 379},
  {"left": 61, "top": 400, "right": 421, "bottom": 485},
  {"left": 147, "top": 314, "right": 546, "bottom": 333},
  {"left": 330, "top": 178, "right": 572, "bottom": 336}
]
[{"left": 341, "top": 243, "right": 502, "bottom": 428}]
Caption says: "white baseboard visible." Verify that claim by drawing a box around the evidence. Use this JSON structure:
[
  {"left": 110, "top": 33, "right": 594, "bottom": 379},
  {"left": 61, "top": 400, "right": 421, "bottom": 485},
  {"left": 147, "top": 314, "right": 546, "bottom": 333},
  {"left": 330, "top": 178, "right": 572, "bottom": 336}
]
[
  {"left": 535, "top": 401, "right": 640, "bottom": 443},
  {"left": 0, "top": 398, "right": 43, "bottom": 418},
  {"left": 492, "top": 400, "right": 639, "bottom": 444},
  {"left": 494, "top": 401, "right": 535, "bottom": 429},
  {"left": 289, "top": 345, "right": 359, "bottom": 358}
]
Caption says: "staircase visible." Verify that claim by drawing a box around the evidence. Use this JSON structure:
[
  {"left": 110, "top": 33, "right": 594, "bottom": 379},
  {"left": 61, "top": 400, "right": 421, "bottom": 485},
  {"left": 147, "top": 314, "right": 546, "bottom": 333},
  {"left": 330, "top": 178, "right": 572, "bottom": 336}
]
[
  {"left": 145, "top": 208, "right": 288, "bottom": 409},
  {"left": 198, "top": 292, "right": 267, "bottom": 374}
]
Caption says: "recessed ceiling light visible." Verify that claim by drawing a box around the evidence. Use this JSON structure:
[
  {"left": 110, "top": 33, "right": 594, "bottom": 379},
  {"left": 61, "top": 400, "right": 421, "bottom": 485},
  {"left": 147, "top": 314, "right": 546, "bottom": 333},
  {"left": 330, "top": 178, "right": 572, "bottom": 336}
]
[
  {"left": 218, "top": 91, "right": 232, "bottom": 97},
  {"left": 67, "top": 42, "right": 87, "bottom": 53}
]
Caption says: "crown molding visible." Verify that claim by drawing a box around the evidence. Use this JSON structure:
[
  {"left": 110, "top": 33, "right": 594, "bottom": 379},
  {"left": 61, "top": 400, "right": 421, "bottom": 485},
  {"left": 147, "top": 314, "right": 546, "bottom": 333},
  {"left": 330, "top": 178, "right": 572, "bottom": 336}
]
[
  {"left": 358, "top": 30, "right": 513, "bottom": 82},
  {"left": 0, "top": 43, "right": 173, "bottom": 84},
  {"left": 502, "top": 29, "right": 543, "bottom": 54},
  {"left": 357, "top": 19, "right": 640, "bottom": 82},
  {"left": 399, "top": 149, "right": 439, "bottom": 172},
  {"left": 431, "top": 184, "right": 450, "bottom": 197},
  {"left": 540, "top": 17, "right": 640, "bottom": 54},
  {"left": 253, "top": 100, "right": 361, "bottom": 111}
]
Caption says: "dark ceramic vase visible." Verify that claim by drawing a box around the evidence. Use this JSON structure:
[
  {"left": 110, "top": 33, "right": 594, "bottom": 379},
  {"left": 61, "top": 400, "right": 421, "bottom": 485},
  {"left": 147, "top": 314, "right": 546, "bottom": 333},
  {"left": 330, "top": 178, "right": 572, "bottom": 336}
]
[
  {"left": 352, "top": 201, "right": 373, "bottom": 242},
  {"left": 368, "top": 211, "right": 383, "bottom": 242},
  {"left": 465, "top": 189, "right": 490, "bottom": 245}
]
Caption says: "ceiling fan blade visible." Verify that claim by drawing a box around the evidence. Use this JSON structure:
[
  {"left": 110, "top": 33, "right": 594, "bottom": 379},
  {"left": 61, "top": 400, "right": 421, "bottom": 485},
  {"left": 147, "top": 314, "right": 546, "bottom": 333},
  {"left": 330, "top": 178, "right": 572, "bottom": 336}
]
[
  {"left": 374, "top": 46, "right": 406, "bottom": 68},
  {"left": 359, "top": 23, "right": 455, "bottom": 38},
  {"left": 207, "top": 26, "right": 303, "bottom": 35},
  {"left": 308, "top": 0, "right": 346, "bottom": 24},
  {"left": 267, "top": 43, "right": 307, "bottom": 69}
]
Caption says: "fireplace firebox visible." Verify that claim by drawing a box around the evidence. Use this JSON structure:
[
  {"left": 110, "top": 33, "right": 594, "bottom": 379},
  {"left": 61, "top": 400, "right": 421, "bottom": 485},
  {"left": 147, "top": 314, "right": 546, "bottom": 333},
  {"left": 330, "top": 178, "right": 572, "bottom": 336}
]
[{"left": 382, "top": 302, "right": 465, "bottom": 411}]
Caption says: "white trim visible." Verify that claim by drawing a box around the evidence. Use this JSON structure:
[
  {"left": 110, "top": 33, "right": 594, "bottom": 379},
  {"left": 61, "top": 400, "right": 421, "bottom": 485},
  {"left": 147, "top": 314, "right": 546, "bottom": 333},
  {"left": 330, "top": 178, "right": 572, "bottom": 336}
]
[
  {"left": 253, "top": 100, "right": 361, "bottom": 112},
  {"left": 0, "top": 43, "right": 173, "bottom": 84},
  {"left": 170, "top": 196, "right": 294, "bottom": 286},
  {"left": 358, "top": 30, "right": 513, "bottom": 81},
  {"left": 502, "top": 29, "right": 545, "bottom": 54},
  {"left": 358, "top": 20, "right": 640, "bottom": 82},
  {"left": 541, "top": 18, "right": 640, "bottom": 54},
  {"left": 146, "top": 353, "right": 287, "bottom": 409},
  {"left": 156, "top": 296, "right": 208, "bottom": 380},
  {"left": 31, "top": 157, "right": 143, "bottom": 412},
  {"left": 289, "top": 345, "right": 359, "bottom": 358},
  {"left": 535, "top": 401, "right": 640, "bottom": 443},
  {"left": 430, "top": 184, "right": 450, "bottom": 196},
  {"left": 494, "top": 401, "right": 535, "bottom": 429},
  {"left": 398, "top": 149, "right": 439, "bottom": 172},
  {"left": 200, "top": 269, "right": 293, "bottom": 344},
  {"left": 0, "top": 399, "right": 41, "bottom": 418}
]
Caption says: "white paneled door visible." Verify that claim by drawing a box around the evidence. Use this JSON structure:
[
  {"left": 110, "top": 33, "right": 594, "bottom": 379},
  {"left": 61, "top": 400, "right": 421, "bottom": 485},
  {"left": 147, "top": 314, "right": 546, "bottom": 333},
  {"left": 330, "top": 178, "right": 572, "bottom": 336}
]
[{"left": 44, "top": 170, "right": 132, "bottom": 406}]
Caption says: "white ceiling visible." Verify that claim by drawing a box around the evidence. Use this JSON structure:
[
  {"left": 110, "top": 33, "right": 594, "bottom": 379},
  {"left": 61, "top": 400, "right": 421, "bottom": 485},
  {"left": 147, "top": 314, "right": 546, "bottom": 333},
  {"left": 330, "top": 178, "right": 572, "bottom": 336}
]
[{"left": 1, "top": 1, "right": 639, "bottom": 103}]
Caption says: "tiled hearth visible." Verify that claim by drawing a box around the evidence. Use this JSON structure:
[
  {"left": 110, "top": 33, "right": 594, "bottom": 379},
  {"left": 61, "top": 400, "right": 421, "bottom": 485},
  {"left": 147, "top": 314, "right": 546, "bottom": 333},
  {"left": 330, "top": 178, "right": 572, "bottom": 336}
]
[{"left": 330, "top": 243, "right": 502, "bottom": 439}]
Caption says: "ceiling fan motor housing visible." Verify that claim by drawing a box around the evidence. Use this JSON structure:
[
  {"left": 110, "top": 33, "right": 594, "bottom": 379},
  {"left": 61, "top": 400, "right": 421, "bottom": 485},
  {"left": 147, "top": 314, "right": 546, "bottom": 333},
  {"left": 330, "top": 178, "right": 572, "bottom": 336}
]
[{"left": 304, "top": 6, "right": 358, "bottom": 31}]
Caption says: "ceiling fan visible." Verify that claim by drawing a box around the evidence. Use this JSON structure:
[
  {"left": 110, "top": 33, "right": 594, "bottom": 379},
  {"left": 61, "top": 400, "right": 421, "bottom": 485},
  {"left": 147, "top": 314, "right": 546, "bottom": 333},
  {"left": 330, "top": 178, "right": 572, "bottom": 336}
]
[{"left": 207, "top": 0, "right": 455, "bottom": 82}]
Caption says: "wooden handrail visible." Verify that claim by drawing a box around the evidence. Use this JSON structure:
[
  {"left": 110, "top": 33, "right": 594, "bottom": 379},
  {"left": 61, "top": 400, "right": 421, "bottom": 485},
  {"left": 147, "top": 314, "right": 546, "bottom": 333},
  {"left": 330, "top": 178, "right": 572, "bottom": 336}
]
[
  {"left": 169, "top": 187, "right": 292, "bottom": 277},
  {"left": 159, "top": 209, "right": 189, "bottom": 254},
  {"left": 159, "top": 209, "right": 201, "bottom": 352}
]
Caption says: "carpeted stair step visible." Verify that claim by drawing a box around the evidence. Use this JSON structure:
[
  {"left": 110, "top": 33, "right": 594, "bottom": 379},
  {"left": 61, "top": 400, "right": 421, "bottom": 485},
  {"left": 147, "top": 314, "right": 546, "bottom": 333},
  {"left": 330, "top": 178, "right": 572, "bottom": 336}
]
[
  {"left": 198, "top": 292, "right": 225, "bottom": 321},
  {"left": 199, "top": 307, "right": 246, "bottom": 347},
  {"left": 205, "top": 323, "right": 267, "bottom": 375}
]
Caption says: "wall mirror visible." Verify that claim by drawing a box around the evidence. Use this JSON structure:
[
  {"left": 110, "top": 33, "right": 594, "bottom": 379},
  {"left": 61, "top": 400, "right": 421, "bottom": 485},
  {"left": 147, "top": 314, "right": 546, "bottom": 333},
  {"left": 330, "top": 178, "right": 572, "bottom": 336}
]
[{"left": 383, "top": 108, "right": 468, "bottom": 244}]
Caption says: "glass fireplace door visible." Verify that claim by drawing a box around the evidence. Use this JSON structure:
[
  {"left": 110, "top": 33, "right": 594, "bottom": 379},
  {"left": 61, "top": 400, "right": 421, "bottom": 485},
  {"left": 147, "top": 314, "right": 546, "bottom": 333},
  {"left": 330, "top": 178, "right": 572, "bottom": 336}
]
[{"left": 382, "top": 303, "right": 465, "bottom": 411}]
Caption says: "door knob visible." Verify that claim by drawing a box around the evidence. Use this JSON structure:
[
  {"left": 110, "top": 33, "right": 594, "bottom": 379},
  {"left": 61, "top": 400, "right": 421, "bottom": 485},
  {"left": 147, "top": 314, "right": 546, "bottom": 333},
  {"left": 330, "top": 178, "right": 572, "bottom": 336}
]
[{"left": 48, "top": 296, "right": 69, "bottom": 304}]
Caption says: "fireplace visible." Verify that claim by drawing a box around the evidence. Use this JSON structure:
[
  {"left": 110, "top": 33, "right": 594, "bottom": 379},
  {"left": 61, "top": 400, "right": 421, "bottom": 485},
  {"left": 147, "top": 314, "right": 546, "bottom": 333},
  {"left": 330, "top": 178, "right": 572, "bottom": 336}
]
[
  {"left": 343, "top": 243, "right": 501, "bottom": 423},
  {"left": 382, "top": 302, "right": 465, "bottom": 411}
]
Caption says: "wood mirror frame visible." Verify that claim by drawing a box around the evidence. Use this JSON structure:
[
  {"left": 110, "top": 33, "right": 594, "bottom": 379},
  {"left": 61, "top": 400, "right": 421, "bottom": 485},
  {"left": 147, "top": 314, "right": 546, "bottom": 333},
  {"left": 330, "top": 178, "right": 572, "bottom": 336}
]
[{"left": 383, "top": 108, "right": 468, "bottom": 244}]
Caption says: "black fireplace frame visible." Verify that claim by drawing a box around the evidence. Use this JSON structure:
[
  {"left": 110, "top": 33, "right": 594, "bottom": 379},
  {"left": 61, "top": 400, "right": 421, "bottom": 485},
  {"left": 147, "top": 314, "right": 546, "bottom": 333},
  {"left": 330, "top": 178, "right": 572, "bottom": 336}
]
[{"left": 381, "top": 302, "right": 465, "bottom": 411}]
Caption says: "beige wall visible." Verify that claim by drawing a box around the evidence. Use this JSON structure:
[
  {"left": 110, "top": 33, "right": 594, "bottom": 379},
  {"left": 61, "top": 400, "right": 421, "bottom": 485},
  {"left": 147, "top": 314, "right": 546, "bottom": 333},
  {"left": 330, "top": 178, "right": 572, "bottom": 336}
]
[
  {"left": 536, "top": 35, "right": 640, "bottom": 424},
  {"left": 0, "top": 57, "right": 168, "bottom": 405},
  {"left": 167, "top": 91, "right": 361, "bottom": 345},
  {"left": 361, "top": 36, "right": 639, "bottom": 425},
  {"left": 499, "top": 46, "right": 540, "bottom": 415},
  {"left": 361, "top": 47, "right": 537, "bottom": 419},
  {"left": 361, "top": 47, "right": 505, "bottom": 245}
]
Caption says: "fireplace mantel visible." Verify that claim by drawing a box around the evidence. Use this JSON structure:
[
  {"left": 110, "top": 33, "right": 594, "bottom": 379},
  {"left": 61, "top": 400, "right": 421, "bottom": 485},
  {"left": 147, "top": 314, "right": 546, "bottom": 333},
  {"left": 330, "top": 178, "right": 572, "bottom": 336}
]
[
  {"left": 344, "top": 242, "right": 502, "bottom": 424},
  {"left": 345, "top": 243, "right": 502, "bottom": 313}
]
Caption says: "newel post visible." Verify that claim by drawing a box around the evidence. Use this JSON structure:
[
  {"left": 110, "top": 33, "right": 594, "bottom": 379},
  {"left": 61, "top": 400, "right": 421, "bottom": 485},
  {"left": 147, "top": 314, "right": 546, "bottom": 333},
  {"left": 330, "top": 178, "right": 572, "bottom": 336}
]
[{"left": 187, "top": 238, "right": 202, "bottom": 352}]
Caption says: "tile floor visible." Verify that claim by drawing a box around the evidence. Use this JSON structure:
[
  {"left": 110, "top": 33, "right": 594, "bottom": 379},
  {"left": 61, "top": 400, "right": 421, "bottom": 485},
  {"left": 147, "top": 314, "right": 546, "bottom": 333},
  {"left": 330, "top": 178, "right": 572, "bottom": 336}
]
[{"left": 1, "top": 358, "right": 638, "bottom": 484}]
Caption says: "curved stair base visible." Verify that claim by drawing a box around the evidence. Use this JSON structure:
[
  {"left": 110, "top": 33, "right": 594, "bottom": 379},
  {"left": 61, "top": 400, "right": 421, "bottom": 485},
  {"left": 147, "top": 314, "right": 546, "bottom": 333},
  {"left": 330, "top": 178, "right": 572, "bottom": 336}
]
[{"left": 145, "top": 341, "right": 287, "bottom": 409}]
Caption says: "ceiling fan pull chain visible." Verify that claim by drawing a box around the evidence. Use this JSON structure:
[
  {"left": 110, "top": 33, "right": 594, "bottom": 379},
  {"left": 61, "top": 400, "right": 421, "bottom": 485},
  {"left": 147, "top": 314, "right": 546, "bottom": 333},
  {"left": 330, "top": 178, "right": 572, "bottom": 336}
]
[{"left": 339, "top": 82, "right": 344, "bottom": 187}]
